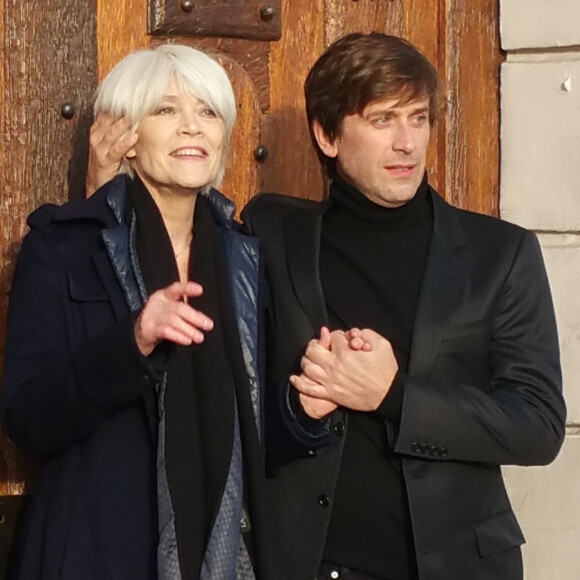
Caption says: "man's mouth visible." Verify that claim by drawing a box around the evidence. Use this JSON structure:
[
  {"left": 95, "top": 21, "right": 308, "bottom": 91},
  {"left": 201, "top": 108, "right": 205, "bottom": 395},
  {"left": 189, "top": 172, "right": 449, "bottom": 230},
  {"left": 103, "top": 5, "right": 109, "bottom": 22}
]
[{"left": 385, "top": 164, "right": 415, "bottom": 175}]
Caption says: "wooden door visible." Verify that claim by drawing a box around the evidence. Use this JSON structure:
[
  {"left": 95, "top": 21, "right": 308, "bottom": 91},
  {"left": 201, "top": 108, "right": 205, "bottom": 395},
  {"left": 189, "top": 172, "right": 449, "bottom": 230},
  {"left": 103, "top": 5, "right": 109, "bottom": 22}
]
[{"left": 0, "top": 0, "right": 502, "bottom": 573}]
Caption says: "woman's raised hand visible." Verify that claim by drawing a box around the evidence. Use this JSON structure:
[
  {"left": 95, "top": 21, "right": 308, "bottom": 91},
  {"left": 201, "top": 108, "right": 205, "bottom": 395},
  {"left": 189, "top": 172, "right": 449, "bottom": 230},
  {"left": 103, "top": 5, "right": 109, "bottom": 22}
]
[{"left": 86, "top": 113, "right": 138, "bottom": 197}]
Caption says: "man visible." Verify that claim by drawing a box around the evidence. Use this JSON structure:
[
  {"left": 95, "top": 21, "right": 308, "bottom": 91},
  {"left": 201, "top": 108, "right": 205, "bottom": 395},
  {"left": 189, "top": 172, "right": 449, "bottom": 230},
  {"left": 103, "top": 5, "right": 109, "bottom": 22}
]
[
  {"left": 86, "top": 33, "right": 565, "bottom": 580},
  {"left": 241, "top": 33, "right": 565, "bottom": 580}
]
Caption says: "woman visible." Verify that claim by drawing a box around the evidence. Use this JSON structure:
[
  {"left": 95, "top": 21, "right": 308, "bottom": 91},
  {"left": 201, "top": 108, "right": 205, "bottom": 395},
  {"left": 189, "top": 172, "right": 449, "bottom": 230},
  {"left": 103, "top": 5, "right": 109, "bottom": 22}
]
[{"left": 1, "top": 44, "right": 275, "bottom": 580}]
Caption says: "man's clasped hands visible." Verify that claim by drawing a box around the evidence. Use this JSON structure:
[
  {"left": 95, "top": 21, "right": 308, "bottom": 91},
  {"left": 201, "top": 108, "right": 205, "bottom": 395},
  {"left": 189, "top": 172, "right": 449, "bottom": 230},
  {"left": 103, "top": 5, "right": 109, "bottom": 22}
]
[{"left": 290, "top": 326, "right": 399, "bottom": 419}]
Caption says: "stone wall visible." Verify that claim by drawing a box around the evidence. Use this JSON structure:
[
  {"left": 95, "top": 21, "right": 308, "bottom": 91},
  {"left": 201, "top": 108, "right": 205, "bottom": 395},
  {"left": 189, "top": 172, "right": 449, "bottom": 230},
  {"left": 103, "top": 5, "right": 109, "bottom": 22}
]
[{"left": 500, "top": 1, "right": 580, "bottom": 577}]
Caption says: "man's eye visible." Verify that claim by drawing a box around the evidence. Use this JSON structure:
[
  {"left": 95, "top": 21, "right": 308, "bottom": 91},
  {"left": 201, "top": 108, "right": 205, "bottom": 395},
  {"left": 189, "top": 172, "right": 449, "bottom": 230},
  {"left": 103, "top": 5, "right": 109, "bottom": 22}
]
[{"left": 372, "top": 116, "right": 391, "bottom": 126}]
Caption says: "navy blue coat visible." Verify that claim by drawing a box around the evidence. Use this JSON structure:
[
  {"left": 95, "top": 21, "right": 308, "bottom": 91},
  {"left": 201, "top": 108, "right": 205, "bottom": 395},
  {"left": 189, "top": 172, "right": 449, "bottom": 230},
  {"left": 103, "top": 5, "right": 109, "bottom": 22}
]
[{"left": 1, "top": 176, "right": 274, "bottom": 580}]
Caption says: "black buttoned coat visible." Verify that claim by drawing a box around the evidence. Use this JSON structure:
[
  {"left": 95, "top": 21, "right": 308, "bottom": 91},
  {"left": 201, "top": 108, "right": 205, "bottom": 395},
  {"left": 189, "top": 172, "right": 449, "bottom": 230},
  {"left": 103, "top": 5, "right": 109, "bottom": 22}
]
[
  {"left": 1, "top": 176, "right": 276, "bottom": 580},
  {"left": 242, "top": 186, "right": 566, "bottom": 580}
]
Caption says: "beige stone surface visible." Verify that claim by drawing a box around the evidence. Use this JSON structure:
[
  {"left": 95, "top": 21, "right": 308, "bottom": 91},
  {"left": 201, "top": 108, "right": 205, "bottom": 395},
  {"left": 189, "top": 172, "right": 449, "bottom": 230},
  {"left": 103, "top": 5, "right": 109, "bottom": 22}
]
[
  {"left": 500, "top": 61, "right": 580, "bottom": 231},
  {"left": 503, "top": 433, "right": 580, "bottom": 580},
  {"left": 500, "top": 6, "right": 580, "bottom": 580},
  {"left": 537, "top": 234, "right": 580, "bottom": 424},
  {"left": 500, "top": 0, "right": 580, "bottom": 50}
]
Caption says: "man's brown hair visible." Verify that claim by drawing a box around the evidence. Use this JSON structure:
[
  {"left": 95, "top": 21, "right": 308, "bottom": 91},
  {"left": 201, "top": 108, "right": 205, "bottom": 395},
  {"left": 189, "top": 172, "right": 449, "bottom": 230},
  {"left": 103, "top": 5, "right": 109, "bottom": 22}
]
[{"left": 304, "top": 32, "right": 442, "bottom": 172}]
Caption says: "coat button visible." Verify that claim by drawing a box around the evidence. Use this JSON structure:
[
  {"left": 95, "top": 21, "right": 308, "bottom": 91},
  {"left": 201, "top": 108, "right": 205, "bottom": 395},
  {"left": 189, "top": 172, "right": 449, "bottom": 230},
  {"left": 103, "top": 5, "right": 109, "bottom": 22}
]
[
  {"left": 429, "top": 445, "right": 440, "bottom": 457},
  {"left": 307, "top": 449, "right": 317, "bottom": 457},
  {"left": 411, "top": 442, "right": 422, "bottom": 453},
  {"left": 439, "top": 448, "right": 448, "bottom": 458},
  {"left": 333, "top": 422, "right": 345, "bottom": 436},
  {"left": 318, "top": 494, "right": 330, "bottom": 508}
]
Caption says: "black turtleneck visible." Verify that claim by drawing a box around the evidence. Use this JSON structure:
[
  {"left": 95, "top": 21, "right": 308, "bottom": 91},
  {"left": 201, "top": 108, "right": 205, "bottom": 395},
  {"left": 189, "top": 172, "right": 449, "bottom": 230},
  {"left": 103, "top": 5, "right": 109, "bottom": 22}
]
[{"left": 320, "top": 173, "right": 433, "bottom": 579}]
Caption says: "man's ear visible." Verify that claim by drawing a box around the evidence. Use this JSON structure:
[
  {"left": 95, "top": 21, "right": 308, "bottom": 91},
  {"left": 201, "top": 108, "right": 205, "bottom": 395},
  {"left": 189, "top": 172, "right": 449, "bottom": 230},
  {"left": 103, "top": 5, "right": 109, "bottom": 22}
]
[{"left": 312, "top": 120, "right": 338, "bottom": 158}]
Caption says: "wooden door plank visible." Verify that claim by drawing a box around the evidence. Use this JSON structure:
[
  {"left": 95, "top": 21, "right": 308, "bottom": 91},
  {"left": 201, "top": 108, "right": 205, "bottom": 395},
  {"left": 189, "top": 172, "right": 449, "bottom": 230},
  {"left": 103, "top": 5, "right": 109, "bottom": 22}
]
[
  {"left": 149, "top": 0, "right": 282, "bottom": 41},
  {"left": 404, "top": 0, "right": 445, "bottom": 196},
  {"left": 214, "top": 55, "right": 262, "bottom": 213},
  {"left": 325, "top": 0, "right": 404, "bottom": 42},
  {"left": 97, "top": 0, "right": 149, "bottom": 80},
  {"left": 443, "top": 0, "right": 503, "bottom": 215},
  {"left": 260, "top": 0, "right": 327, "bottom": 200}
]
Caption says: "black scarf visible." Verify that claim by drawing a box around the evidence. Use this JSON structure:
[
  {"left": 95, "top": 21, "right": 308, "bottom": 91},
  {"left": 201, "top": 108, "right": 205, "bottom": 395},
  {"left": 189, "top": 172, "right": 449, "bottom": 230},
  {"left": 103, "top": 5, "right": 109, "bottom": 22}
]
[{"left": 127, "top": 177, "right": 237, "bottom": 579}]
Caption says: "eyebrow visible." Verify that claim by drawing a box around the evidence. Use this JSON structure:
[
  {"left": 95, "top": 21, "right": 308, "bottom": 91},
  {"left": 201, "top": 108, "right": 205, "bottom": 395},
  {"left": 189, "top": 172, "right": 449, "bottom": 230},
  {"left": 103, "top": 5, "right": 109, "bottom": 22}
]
[
  {"left": 159, "top": 93, "right": 203, "bottom": 104},
  {"left": 408, "top": 105, "right": 429, "bottom": 115},
  {"left": 366, "top": 104, "right": 429, "bottom": 118}
]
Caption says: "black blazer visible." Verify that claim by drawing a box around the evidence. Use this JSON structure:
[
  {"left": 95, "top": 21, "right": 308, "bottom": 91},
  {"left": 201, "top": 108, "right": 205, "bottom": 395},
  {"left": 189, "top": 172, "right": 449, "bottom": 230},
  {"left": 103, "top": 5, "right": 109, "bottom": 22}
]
[{"left": 243, "top": 186, "right": 566, "bottom": 580}]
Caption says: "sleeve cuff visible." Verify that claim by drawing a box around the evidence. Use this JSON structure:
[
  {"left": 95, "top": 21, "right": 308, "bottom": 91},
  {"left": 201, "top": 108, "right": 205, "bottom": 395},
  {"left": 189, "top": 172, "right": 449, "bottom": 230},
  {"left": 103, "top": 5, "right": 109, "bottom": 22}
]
[
  {"left": 374, "top": 371, "right": 405, "bottom": 421},
  {"left": 282, "top": 384, "right": 330, "bottom": 444}
]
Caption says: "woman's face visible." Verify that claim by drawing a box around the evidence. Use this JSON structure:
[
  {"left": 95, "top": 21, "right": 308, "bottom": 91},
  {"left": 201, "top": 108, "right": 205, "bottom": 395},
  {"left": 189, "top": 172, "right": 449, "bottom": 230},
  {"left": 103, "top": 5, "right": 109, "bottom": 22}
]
[{"left": 126, "top": 79, "right": 226, "bottom": 199}]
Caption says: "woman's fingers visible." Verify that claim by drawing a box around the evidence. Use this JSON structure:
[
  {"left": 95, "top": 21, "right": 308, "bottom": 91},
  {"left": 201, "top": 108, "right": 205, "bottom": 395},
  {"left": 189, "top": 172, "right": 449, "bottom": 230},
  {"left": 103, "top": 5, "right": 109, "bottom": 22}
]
[
  {"left": 86, "top": 114, "right": 137, "bottom": 196},
  {"left": 135, "top": 281, "right": 214, "bottom": 355}
]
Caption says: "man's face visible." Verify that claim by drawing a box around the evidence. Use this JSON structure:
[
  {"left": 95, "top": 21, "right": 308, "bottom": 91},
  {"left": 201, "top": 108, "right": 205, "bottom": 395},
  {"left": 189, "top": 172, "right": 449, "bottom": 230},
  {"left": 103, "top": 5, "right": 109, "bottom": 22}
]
[{"left": 315, "top": 96, "right": 431, "bottom": 208}]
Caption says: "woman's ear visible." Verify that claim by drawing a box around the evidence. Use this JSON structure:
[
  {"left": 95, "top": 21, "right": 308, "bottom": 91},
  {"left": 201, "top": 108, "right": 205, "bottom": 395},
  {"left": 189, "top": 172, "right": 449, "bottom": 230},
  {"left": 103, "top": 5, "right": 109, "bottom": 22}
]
[
  {"left": 124, "top": 126, "right": 140, "bottom": 160},
  {"left": 312, "top": 120, "right": 338, "bottom": 159}
]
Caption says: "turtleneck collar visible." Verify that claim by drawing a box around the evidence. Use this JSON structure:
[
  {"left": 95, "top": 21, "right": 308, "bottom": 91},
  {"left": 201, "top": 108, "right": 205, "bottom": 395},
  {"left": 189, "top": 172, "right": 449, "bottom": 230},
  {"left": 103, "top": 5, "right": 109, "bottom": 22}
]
[{"left": 328, "top": 172, "right": 431, "bottom": 227}]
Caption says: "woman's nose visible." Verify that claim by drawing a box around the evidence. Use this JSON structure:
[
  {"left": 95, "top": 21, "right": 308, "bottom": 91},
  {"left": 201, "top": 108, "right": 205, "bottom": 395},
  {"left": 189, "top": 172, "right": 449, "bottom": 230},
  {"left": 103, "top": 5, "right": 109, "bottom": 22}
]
[{"left": 178, "top": 112, "right": 201, "bottom": 135}]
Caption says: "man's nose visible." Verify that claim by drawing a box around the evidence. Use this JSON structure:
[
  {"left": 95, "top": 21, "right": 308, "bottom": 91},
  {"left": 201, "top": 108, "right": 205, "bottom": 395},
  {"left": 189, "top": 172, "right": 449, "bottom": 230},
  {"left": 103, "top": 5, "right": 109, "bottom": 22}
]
[{"left": 392, "top": 122, "right": 415, "bottom": 153}]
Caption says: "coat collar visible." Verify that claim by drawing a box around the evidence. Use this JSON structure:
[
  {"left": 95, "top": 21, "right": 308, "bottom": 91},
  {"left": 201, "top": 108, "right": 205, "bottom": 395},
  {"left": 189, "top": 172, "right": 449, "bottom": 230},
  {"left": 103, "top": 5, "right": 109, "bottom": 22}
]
[
  {"left": 26, "top": 176, "right": 125, "bottom": 230},
  {"left": 282, "top": 187, "right": 471, "bottom": 376},
  {"left": 28, "top": 174, "right": 237, "bottom": 230}
]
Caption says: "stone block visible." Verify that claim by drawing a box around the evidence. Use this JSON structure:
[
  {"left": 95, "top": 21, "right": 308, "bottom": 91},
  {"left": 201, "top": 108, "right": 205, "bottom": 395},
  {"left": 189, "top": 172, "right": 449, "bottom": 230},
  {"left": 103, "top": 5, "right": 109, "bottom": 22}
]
[
  {"left": 500, "top": 61, "right": 580, "bottom": 231},
  {"left": 503, "top": 433, "right": 580, "bottom": 580},
  {"left": 500, "top": 0, "right": 580, "bottom": 50}
]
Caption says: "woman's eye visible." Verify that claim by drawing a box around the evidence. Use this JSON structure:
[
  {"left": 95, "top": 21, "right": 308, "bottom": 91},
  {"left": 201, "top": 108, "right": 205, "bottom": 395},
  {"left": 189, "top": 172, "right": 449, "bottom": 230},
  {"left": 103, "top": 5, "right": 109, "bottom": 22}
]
[
  {"left": 201, "top": 107, "right": 217, "bottom": 118},
  {"left": 154, "top": 105, "right": 175, "bottom": 115}
]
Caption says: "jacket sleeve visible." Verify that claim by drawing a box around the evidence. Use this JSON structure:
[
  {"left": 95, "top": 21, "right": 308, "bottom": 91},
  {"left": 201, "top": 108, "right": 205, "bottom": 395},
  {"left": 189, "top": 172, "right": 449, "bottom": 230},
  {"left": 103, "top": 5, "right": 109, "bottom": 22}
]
[
  {"left": 1, "top": 228, "right": 161, "bottom": 456},
  {"left": 395, "top": 230, "right": 566, "bottom": 466}
]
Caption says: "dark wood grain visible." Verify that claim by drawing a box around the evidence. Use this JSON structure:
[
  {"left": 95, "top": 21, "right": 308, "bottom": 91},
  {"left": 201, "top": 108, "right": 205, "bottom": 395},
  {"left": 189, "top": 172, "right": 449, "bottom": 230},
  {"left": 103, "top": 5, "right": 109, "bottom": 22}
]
[
  {"left": 404, "top": 0, "right": 445, "bottom": 195},
  {"left": 326, "top": 0, "right": 404, "bottom": 42},
  {"left": 183, "top": 37, "right": 272, "bottom": 112},
  {"left": 258, "top": 0, "right": 327, "bottom": 199},
  {"left": 97, "top": 0, "right": 149, "bottom": 80},
  {"left": 149, "top": 0, "right": 281, "bottom": 41},
  {"left": 443, "top": 0, "right": 503, "bottom": 215}
]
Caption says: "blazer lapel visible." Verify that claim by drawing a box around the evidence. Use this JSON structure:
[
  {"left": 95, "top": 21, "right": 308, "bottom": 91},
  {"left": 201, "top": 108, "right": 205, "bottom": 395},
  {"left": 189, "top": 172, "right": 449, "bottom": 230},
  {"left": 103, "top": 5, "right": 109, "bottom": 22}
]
[
  {"left": 283, "top": 202, "right": 329, "bottom": 333},
  {"left": 409, "top": 191, "right": 469, "bottom": 376}
]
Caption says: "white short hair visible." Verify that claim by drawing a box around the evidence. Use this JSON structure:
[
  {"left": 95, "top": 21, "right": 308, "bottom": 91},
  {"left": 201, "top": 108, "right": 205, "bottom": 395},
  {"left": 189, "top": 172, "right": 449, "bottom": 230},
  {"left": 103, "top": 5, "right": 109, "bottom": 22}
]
[{"left": 94, "top": 43, "right": 236, "bottom": 187}]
